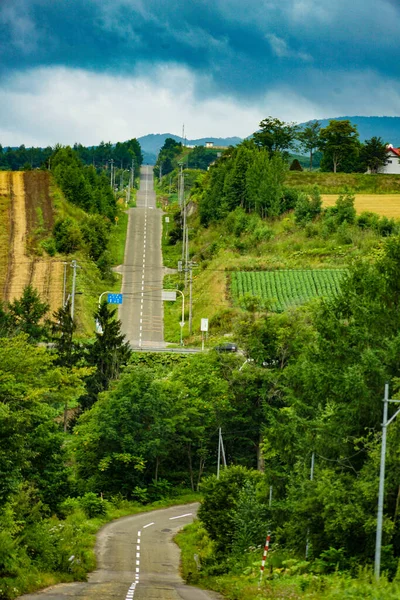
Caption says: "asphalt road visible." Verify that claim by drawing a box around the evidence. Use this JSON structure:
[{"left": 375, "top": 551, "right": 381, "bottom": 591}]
[
  {"left": 120, "top": 166, "right": 164, "bottom": 349},
  {"left": 19, "top": 504, "right": 219, "bottom": 600}
]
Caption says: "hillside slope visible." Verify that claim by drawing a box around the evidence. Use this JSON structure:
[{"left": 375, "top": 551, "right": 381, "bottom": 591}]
[{"left": 0, "top": 171, "right": 63, "bottom": 313}]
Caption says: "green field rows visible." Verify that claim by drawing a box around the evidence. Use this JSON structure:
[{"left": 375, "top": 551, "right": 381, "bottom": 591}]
[{"left": 231, "top": 269, "right": 347, "bottom": 311}]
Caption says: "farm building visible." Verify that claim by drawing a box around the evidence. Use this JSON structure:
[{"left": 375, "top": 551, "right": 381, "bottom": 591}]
[{"left": 380, "top": 145, "right": 400, "bottom": 174}]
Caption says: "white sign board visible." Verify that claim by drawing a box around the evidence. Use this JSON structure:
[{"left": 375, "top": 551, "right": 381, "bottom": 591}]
[
  {"left": 201, "top": 318, "right": 209, "bottom": 332},
  {"left": 162, "top": 290, "right": 177, "bottom": 301},
  {"left": 165, "top": 216, "right": 170, "bottom": 223}
]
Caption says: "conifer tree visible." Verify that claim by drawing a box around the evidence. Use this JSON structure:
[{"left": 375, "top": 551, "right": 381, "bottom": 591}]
[{"left": 81, "top": 301, "right": 131, "bottom": 410}]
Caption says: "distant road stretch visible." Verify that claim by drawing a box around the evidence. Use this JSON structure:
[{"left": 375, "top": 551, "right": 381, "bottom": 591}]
[{"left": 119, "top": 166, "right": 165, "bottom": 349}]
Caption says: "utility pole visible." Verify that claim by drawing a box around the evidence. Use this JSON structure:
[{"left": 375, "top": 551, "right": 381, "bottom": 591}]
[
  {"left": 179, "top": 163, "right": 186, "bottom": 271},
  {"left": 189, "top": 261, "right": 193, "bottom": 334},
  {"left": 375, "top": 384, "right": 400, "bottom": 579},
  {"left": 62, "top": 261, "right": 68, "bottom": 306},
  {"left": 110, "top": 159, "right": 114, "bottom": 191},
  {"left": 305, "top": 452, "right": 315, "bottom": 559},
  {"left": 184, "top": 227, "right": 189, "bottom": 289},
  {"left": 217, "top": 428, "right": 227, "bottom": 479},
  {"left": 70, "top": 260, "right": 79, "bottom": 321}
]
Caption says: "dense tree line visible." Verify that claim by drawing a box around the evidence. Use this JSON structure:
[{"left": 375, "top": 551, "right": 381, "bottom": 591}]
[
  {"left": 154, "top": 137, "right": 183, "bottom": 178},
  {"left": 198, "top": 142, "right": 298, "bottom": 225},
  {"left": 0, "top": 138, "right": 143, "bottom": 172},
  {"left": 254, "top": 116, "right": 391, "bottom": 174}
]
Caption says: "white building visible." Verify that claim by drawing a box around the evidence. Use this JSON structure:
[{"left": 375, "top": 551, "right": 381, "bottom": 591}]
[{"left": 380, "top": 145, "right": 400, "bottom": 174}]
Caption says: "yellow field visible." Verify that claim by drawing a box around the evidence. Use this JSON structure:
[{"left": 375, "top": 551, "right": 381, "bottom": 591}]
[{"left": 322, "top": 194, "right": 400, "bottom": 218}]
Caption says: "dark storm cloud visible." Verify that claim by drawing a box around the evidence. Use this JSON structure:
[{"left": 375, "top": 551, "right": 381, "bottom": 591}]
[{"left": 1, "top": 0, "right": 400, "bottom": 103}]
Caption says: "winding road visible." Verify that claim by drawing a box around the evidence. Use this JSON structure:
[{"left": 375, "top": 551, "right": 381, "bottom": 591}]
[
  {"left": 19, "top": 504, "right": 218, "bottom": 600},
  {"left": 119, "top": 166, "right": 164, "bottom": 349}
]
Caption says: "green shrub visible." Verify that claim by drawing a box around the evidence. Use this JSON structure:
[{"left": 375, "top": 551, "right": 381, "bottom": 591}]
[
  {"left": 198, "top": 466, "right": 266, "bottom": 553},
  {"left": 281, "top": 186, "right": 300, "bottom": 212},
  {"left": 80, "top": 214, "right": 111, "bottom": 261},
  {"left": 357, "top": 211, "right": 380, "bottom": 230},
  {"left": 40, "top": 238, "right": 57, "bottom": 256},
  {"left": 79, "top": 493, "right": 107, "bottom": 518},
  {"left": 53, "top": 218, "right": 82, "bottom": 254},
  {"left": 335, "top": 192, "right": 356, "bottom": 224}
]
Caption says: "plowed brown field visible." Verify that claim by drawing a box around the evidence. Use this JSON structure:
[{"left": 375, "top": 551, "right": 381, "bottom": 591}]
[{"left": 0, "top": 171, "right": 63, "bottom": 313}]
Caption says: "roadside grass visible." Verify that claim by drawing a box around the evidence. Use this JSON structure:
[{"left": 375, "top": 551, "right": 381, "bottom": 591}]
[
  {"left": 176, "top": 520, "right": 400, "bottom": 600},
  {"left": 3, "top": 492, "right": 201, "bottom": 600},
  {"left": 322, "top": 193, "right": 400, "bottom": 217},
  {"left": 108, "top": 210, "right": 129, "bottom": 266},
  {"left": 286, "top": 171, "right": 400, "bottom": 194}
]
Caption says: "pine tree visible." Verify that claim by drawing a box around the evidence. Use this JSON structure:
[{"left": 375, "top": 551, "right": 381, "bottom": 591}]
[
  {"left": 82, "top": 301, "right": 131, "bottom": 410},
  {"left": 8, "top": 285, "right": 50, "bottom": 341},
  {"left": 52, "top": 300, "right": 80, "bottom": 367}
]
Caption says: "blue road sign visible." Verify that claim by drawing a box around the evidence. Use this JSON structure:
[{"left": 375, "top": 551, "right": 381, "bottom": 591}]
[{"left": 107, "top": 293, "right": 123, "bottom": 305}]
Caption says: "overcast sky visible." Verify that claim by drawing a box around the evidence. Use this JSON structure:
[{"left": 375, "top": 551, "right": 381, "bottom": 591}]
[{"left": 1, "top": 0, "right": 399, "bottom": 146}]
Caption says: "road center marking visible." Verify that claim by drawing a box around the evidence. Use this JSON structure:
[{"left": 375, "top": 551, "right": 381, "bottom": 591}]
[
  {"left": 169, "top": 513, "right": 193, "bottom": 520},
  {"left": 143, "top": 521, "right": 154, "bottom": 529}
]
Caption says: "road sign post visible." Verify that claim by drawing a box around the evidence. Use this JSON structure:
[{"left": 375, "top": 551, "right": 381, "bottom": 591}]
[
  {"left": 107, "top": 293, "right": 123, "bottom": 305},
  {"left": 163, "top": 289, "right": 185, "bottom": 346},
  {"left": 201, "top": 318, "right": 208, "bottom": 351},
  {"left": 96, "top": 292, "right": 123, "bottom": 334},
  {"left": 375, "top": 384, "right": 400, "bottom": 579}
]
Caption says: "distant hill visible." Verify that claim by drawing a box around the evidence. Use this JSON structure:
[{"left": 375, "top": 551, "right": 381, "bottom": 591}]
[
  {"left": 306, "top": 117, "right": 400, "bottom": 145},
  {"left": 138, "top": 133, "right": 242, "bottom": 163}
]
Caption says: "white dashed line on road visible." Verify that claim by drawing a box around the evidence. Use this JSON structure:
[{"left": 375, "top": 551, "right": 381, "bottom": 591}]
[
  {"left": 143, "top": 521, "right": 154, "bottom": 529},
  {"left": 169, "top": 513, "right": 193, "bottom": 520}
]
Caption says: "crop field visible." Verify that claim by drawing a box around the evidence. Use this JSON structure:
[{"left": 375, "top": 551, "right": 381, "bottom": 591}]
[
  {"left": 231, "top": 269, "right": 346, "bottom": 311},
  {"left": 322, "top": 194, "right": 400, "bottom": 218},
  {"left": 286, "top": 171, "right": 400, "bottom": 193}
]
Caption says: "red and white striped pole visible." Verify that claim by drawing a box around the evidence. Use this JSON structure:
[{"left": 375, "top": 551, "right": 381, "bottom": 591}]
[{"left": 258, "top": 533, "right": 271, "bottom": 587}]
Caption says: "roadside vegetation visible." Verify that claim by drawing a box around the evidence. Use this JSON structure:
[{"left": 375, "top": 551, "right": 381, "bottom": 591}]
[{"left": 155, "top": 117, "right": 400, "bottom": 597}]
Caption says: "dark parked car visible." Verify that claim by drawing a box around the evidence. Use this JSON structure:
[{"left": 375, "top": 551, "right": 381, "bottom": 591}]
[{"left": 214, "top": 342, "right": 238, "bottom": 352}]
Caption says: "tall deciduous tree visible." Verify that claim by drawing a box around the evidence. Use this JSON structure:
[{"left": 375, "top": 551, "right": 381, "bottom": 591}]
[
  {"left": 319, "top": 120, "right": 360, "bottom": 173},
  {"left": 246, "top": 151, "right": 286, "bottom": 217},
  {"left": 253, "top": 117, "right": 298, "bottom": 159},
  {"left": 360, "top": 136, "right": 389, "bottom": 173},
  {"left": 298, "top": 120, "right": 321, "bottom": 171}
]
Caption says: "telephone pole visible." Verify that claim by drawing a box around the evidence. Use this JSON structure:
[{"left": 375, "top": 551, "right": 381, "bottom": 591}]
[
  {"left": 189, "top": 260, "right": 193, "bottom": 334},
  {"left": 70, "top": 260, "right": 80, "bottom": 321},
  {"left": 305, "top": 452, "right": 315, "bottom": 559},
  {"left": 375, "top": 384, "right": 400, "bottom": 579},
  {"left": 110, "top": 159, "right": 114, "bottom": 191},
  {"left": 62, "top": 261, "right": 68, "bottom": 306},
  {"left": 217, "top": 428, "right": 227, "bottom": 479}
]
